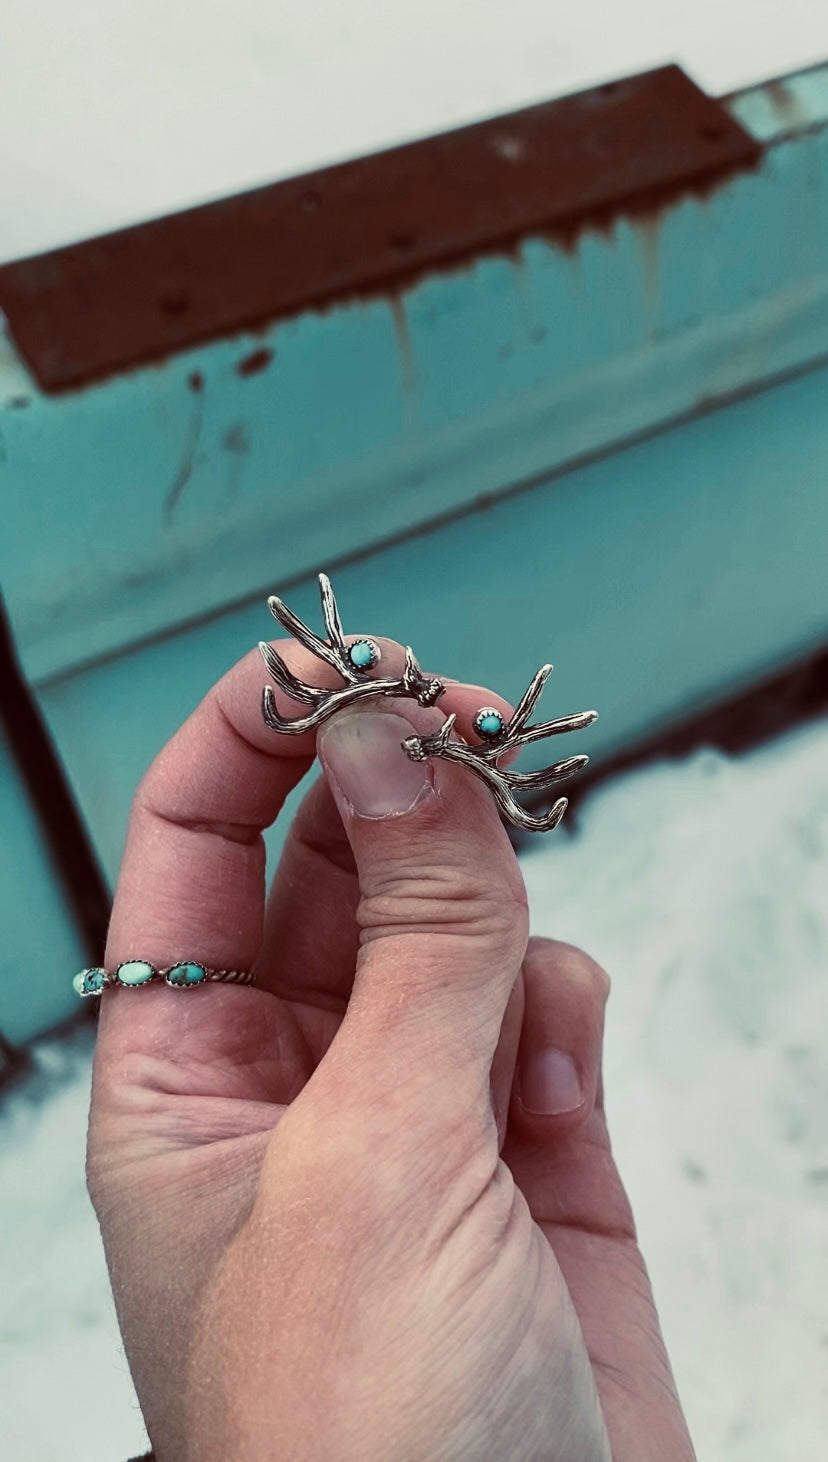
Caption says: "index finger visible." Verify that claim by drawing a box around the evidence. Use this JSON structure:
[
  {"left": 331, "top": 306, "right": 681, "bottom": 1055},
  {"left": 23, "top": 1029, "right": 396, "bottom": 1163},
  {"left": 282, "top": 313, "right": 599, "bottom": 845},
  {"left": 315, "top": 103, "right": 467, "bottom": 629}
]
[{"left": 102, "top": 632, "right": 426, "bottom": 979}]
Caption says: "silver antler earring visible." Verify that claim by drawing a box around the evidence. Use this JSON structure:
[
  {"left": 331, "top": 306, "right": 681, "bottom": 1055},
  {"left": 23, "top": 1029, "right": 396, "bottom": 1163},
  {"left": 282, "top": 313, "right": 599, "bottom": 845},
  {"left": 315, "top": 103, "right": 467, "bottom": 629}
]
[
  {"left": 401, "top": 666, "right": 598, "bottom": 833},
  {"left": 259, "top": 573, "right": 597, "bottom": 832},
  {"left": 259, "top": 573, "right": 445, "bottom": 735}
]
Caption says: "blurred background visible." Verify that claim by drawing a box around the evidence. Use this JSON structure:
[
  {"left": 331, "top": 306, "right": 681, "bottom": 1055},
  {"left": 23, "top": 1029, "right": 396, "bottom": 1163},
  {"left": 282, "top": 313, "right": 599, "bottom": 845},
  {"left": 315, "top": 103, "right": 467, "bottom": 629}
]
[{"left": 1, "top": 3, "right": 827, "bottom": 1459}]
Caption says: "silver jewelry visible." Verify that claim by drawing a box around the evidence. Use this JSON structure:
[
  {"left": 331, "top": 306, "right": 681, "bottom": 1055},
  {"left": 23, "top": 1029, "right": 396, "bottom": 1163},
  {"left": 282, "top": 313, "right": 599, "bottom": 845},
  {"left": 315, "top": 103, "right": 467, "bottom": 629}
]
[
  {"left": 260, "top": 574, "right": 597, "bottom": 833},
  {"left": 402, "top": 667, "right": 597, "bottom": 833},
  {"left": 259, "top": 573, "right": 445, "bottom": 735},
  {"left": 72, "top": 961, "right": 256, "bottom": 997}
]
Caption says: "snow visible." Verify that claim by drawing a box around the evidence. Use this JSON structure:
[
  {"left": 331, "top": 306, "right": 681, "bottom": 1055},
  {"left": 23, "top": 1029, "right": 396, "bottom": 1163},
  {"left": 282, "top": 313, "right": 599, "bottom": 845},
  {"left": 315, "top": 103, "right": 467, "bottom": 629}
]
[{"left": 2, "top": 713, "right": 827, "bottom": 1461}]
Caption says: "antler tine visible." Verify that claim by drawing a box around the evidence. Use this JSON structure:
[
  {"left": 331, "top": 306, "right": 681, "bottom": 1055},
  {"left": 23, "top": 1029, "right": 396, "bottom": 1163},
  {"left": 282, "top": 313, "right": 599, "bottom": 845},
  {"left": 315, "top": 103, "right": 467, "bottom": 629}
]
[
  {"left": 508, "top": 664, "right": 554, "bottom": 735},
  {"left": 265, "top": 675, "right": 424, "bottom": 736},
  {"left": 495, "top": 788, "right": 569, "bottom": 833},
  {"left": 401, "top": 676, "right": 596, "bottom": 830},
  {"left": 318, "top": 573, "right": 347, "bottom": 653},
  {"left": 267, "top": 594, "right": 356, "bottom": 680},
  {"left": 506, "top": 707, "right": 599, "bottom": 750},
  {"left": 262, "top": 686, "right": 304, "bottom": 733},
  {"left": 405, "top": 733, "right": 571, "bottom": 832},
  {"left": 401, "top": 645, "right": 447, "bottom": 707},
  {"left": 529, "top": 797, "right": 569, "bottom": 833},
  {"left": 402, "top": 713, "right": 456, "bottom": 761},
  {"left": 497, "top": 753, "right": 589, "bottom": 791},
  {"left": 258, "top": 641, "right": 319, "bottom": 705}
]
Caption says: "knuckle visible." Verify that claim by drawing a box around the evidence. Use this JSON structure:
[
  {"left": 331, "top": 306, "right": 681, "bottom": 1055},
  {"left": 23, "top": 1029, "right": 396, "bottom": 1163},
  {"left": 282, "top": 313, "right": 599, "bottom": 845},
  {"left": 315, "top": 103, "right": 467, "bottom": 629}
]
[
  {"left": 526, "top": 936, "right": 611, "bottom": 1002},
  {"left": 359, "top": 860, "right": 529, "bottom": 943}
]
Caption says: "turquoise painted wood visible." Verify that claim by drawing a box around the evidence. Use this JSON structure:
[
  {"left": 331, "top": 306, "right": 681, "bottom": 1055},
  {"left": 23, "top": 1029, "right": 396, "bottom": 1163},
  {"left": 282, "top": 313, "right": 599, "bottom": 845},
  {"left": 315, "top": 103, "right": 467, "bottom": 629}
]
[
  {"left": 1, "top": 66, "right": 827, "bottom": 689},
  {"left": 1, "top": 64, "right": 828, "bottom": 1042},
  {"left": 0, "top": 726, "right": 87, "bottom": 1042},
  {"left": 36, "top": 352, "right": 828, "bottom": 887}
]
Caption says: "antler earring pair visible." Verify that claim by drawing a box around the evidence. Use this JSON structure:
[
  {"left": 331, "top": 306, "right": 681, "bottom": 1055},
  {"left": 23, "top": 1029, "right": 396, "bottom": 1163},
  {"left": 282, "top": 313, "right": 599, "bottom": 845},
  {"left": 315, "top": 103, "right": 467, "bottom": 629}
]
[{"left": 258, "top": 574, "right": 597, "bottom": 833}]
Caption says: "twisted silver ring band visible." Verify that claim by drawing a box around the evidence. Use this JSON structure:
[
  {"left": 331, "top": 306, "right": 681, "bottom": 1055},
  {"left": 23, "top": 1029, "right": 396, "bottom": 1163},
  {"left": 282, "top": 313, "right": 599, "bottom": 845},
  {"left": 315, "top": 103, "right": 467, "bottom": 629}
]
[{"left": 72, "top": 961, "right": 257, "bottom": 997}]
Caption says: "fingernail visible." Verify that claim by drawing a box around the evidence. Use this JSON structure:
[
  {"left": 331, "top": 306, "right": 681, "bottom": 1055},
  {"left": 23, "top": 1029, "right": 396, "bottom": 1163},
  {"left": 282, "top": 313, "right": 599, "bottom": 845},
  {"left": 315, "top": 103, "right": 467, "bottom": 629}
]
[
  {"left": 318, "top": 709, "right": 434, "bottom": 818},
  {"left": 519, "top": 1049, "right": 583, "bottom": 1115}
]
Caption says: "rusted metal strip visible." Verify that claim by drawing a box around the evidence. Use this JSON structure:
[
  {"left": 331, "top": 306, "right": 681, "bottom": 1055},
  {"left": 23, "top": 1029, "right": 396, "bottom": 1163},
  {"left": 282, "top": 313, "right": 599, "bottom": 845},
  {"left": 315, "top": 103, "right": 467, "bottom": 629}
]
[{"left": 0, "top": 64, "right": 760, "bottom": 392}]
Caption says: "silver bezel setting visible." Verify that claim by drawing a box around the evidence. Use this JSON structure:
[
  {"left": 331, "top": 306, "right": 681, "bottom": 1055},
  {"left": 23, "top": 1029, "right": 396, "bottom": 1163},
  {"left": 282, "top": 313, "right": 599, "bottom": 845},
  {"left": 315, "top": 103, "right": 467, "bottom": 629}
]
[
  {"left": 473, "top": 706, "right": 507, "bottom": 740},
  {"left": 347, "top": 638, "right": 381, "bottom": 673}
]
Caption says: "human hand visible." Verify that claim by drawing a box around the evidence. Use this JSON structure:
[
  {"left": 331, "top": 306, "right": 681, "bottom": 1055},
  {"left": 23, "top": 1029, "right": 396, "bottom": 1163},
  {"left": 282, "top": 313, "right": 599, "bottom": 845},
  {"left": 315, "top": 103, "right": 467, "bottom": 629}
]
[{"left": 86, "top": 631, "right": 696, "bottom": 1461}]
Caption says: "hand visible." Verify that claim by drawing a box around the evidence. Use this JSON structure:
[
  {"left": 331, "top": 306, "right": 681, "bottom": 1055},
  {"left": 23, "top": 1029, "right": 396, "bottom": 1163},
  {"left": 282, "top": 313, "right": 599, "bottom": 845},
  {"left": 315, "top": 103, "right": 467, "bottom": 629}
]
[{"left": 86, "top": 632, "right": 696, "bottom": 1461}]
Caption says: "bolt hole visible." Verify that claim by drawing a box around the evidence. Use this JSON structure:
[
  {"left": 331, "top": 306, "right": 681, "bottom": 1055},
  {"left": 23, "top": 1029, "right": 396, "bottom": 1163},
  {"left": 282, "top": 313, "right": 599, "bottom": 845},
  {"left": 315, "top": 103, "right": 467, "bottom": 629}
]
[
  {"left": 300, "top": 189, "right": 321, "bottom": 212},
  {"left": 160, "top": 290, "right": 191, "bottom": 317},
  {"left": 388, "top": 229, "right": 417, "bottom": 253}
]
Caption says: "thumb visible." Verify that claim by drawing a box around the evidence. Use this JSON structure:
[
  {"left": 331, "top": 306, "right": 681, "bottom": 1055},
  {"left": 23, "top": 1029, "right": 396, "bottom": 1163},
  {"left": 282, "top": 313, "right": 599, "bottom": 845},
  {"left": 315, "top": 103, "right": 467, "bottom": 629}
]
[{"left": 315, "top": 700, "right": 530, "bottom": 1114}]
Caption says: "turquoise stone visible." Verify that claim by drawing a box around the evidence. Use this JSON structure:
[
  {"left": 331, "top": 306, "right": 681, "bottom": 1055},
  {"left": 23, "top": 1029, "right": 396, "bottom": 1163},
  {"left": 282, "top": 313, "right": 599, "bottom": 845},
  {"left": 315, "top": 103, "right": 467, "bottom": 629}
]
[
  {"left": 477, "top": 710, "right": 505, "bottom": 737},
  {"left": 116, "top": 960, "right": 154, "bottom": 986},
  {"left": 167, "top": 962, "right": 206, "bottom": 987},
  {"left": 74, "top": 967, "right": 106, "bottom": 995},
  {"left": 348, "top": 639, "right": 378, "bottom": 670}
]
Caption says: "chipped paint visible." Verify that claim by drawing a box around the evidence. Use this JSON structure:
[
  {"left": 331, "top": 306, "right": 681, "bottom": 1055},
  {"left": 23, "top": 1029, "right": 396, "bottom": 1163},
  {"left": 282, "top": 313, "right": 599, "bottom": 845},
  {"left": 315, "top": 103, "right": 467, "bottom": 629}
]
[{"left": 236, "top": 347, "right": 273, "bottom": 378}]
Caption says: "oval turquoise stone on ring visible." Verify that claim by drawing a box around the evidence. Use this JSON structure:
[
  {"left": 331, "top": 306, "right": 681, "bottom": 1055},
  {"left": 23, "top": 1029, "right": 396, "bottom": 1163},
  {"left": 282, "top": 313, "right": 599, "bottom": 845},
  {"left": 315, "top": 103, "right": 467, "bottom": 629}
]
[
  {"left": 347, "top": 639, "right": 381, "bottom": 672},
  {"left": 116, "top": 959, "right": 155, "bottom": 987},
  {"left": 473, "top": 707, "right": 507, "bottom": 739},
  {"left": 167, "top": 962, "right": 207, "bottom": 987},
  {"left": 73, "top": 967, "right": 107, "bottom": 996}
]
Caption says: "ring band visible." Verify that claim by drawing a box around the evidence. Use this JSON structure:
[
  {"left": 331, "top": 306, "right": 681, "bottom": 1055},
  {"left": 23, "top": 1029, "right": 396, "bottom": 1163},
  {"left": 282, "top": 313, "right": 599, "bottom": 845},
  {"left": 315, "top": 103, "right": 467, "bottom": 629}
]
[{"left": 72, "top": 961, "right": 257, "bottom": 997}]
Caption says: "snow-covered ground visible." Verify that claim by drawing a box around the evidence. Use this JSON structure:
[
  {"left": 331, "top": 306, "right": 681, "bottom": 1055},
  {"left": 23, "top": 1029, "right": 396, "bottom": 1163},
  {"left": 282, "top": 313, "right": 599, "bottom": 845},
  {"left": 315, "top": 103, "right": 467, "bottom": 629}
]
[{"left": 2, "top": 711, "right": 827, "bottom": 1462}]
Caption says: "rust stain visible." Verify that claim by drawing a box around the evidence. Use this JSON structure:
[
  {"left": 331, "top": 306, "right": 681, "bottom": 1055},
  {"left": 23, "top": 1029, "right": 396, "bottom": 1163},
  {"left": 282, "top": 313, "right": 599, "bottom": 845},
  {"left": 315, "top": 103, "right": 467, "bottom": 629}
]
[
  {"left": 766, "top": 79, "right": 809, "bottom": 132},
  {"left": 632, "top": 211, "right": 662, "bottom": 332},
  {"left": 222, "top": 421, "right": 251, "bottom": 454},
  {"left": 222, "top": 420, "right": 251, "bottom": 499},
  {"left": 390, "top": 296, "right": 417, "bottom": 399},
  {"left": 509, "top": 245, "right": 540, "bottom": 349},
  {"left": 236, "top": 347, "right": 273, "bottom": 378},
  {"left": 164, "top": 384, "right": 205, "bottom": 522}
]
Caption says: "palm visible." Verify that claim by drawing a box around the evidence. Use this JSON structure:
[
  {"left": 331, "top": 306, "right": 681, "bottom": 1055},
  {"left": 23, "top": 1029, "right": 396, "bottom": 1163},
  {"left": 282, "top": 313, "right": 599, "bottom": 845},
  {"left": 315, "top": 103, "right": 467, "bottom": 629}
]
[
  {"left": 93, "top": 982, "right": 692, "bottom": 1462},
  {"left": 90, "top": 640, "right": 694, "bottom": 1458}
]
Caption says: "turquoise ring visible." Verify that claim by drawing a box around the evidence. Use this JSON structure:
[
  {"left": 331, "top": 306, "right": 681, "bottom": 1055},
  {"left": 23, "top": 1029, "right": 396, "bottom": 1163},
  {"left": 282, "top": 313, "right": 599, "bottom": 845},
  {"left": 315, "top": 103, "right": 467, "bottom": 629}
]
[{"left": 72, "top": 962, "right": 257, "bottom": 997}]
